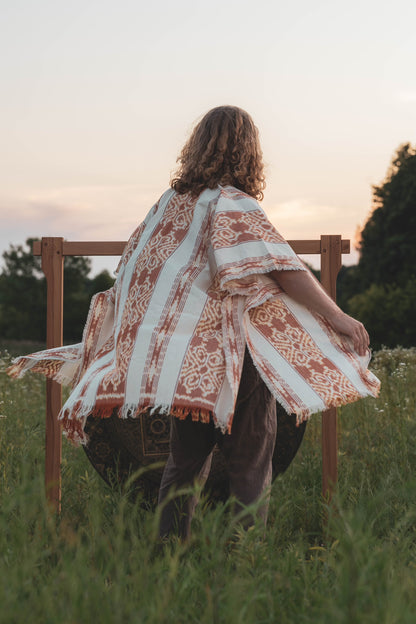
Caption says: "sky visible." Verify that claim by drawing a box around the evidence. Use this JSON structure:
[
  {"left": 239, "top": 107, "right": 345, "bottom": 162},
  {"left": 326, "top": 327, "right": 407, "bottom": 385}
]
[{"left": 1, "top": 0, "right": 415, "bottom": 275}]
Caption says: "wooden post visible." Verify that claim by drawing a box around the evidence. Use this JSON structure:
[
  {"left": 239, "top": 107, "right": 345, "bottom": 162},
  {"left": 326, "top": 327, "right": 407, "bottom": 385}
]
[
  {"left": 320, "top": 235, "right": 342, "bottom": 499},
  {"left": 41, "top": 237, "right": 64, "bottom": 512}
]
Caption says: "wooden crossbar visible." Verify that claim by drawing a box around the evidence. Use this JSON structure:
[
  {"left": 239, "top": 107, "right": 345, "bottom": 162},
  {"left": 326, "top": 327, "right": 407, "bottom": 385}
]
[{"left": 33, "top": 235, "right": 350, "bottom": 512}]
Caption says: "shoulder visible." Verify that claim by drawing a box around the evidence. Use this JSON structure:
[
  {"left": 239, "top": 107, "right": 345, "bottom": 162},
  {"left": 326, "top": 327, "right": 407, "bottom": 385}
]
[{"left": 215, "top": 185, "right": 263, "bottom": 215}]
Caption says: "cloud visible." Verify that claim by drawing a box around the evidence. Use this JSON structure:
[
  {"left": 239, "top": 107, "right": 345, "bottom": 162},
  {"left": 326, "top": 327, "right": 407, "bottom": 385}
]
[
  {"left": 0, "top": 185, "right": 161, "bottom": 240},
  {"left": 265, "top": 198, "right": 360, "bottom": 267},
  {"left": 0, "top": 184, "right": 162, "bottom": 274}
]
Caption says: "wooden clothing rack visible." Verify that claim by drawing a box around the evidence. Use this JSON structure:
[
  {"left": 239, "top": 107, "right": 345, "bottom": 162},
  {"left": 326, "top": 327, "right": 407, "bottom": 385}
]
[{"left": 33, "top": 235, "right": 350, "bottom": 512}]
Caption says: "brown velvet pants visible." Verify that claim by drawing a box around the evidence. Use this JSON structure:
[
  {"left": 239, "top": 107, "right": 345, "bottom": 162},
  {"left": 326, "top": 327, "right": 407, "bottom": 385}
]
[{"left": 158, "top": 350, "right": 277, "bottom": 539}]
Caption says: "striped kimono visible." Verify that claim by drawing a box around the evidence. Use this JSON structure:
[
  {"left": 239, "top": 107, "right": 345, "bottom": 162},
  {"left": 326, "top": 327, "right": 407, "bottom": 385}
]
[{"left": 8, "top": 186, "right": 380, "bottom": 444}]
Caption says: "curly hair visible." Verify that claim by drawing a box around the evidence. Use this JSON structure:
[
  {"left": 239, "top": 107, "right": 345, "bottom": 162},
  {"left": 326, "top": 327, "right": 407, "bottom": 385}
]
[{"left": 171, "top": 106, "right": 266, "bottom": 200}]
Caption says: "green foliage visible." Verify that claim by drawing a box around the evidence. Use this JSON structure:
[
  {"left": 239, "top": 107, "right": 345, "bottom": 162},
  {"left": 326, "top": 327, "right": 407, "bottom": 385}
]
[
  {"left": 338, "top": 143, "right": 416, "bottom": 348},
  {"left": 0, "top": 239, "right": 47, "bottom": 341},
  {"left": 88, "top": 270, "right": 115, "bottom": 297},
  {"left": 336, "top": 264, "right": 365, "bottom": 311},
  {"left": 1, "top": 348, "right": 416, "bottom": 622},
  {"left": 0, "top": 239, "right": 115, "bottom": 344},
  {"left": 347, "top": 278, "right": 416, "bottom": 350},
  {"left": 62, "top": 259, "right": 114, "bottom": 342},
  {"left": 358, "top": 143, "right": 416, "bottom": 290}
]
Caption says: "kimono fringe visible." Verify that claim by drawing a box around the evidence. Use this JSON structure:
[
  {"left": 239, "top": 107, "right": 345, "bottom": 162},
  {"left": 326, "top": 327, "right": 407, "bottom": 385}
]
[
  {"left": 291, "top": 387, "right": 379, "bottom": 425},
  {"left": 6, "top": 359, "right": 35, "bottom": 379},
  {"left": 6, "top": 358, "right": 76, "bottom": 386},
  {"left": 60, "top": 402, "right": 215, "bottom": 446},
  {"left": 171, "top": 406, "right": 213, "bottom": 424},
  {"left": 244, "top": 339, "right": 379, "bottom": 427}
]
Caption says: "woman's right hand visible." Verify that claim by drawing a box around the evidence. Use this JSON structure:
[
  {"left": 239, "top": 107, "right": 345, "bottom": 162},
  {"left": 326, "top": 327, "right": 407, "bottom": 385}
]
[{"left": 326, "top": 310, "right": 370, "bottom": 356}]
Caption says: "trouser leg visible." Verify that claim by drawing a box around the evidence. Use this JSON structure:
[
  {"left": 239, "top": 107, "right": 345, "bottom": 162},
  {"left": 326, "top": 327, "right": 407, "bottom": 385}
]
[
  {"left": 158, "top": 351, "right": 277, "bottom": 537},
  {"left": 158, "top": 416, "right": 215, "bottom": 539},
  {"left": 218, "top": 351, "right": 277, "bottom": 527}
]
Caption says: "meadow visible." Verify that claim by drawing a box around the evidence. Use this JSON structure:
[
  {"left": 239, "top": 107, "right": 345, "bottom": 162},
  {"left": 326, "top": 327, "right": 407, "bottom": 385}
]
[{"left": 0, "top": 346, "right": 415, "bottom": 623}]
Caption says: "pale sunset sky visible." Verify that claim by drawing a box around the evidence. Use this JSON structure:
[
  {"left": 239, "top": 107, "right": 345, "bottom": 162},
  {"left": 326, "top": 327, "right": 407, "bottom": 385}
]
[{"left": 1, "top": 0, "right": 415, "bottom": 274}]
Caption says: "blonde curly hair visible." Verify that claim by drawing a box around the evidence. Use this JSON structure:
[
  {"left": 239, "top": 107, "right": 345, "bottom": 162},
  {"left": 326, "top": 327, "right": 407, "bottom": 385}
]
[{"left": 171, "top": 106, "right": 266, "bottom": 200}]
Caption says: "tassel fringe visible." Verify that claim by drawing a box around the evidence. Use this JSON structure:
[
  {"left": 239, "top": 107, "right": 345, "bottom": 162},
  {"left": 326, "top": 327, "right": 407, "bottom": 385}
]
[
  {"left": 59, "top": 402, "right": 216, "bottom": 446},
  {"left": 7, "top": 357, "right": 78, "bottom": 387}
]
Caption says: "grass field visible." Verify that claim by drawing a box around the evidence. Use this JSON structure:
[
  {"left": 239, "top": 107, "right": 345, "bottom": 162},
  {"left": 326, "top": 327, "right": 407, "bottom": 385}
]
[{"left": 0, "top": 347, "right": 415, "bottom": 623}]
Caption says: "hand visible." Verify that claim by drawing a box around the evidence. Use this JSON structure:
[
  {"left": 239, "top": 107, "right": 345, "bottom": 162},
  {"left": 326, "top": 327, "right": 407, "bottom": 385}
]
[
  {"left": 270, "top": 269, "right": 371, "bottom": 356},
  {"left": 326, "top": 310, "right": 370, "bottom": 356}
]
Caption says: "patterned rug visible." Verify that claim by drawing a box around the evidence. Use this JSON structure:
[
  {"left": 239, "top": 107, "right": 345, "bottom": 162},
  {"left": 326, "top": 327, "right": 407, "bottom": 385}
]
[{"left": 83, "top": 402, "right": 307, "bottom": 505}]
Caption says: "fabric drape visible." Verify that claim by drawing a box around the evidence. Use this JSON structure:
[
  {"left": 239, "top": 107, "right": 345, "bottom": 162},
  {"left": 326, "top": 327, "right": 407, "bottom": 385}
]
[{"left": 7, "top": 186, "right": 380, "bottom": 444}]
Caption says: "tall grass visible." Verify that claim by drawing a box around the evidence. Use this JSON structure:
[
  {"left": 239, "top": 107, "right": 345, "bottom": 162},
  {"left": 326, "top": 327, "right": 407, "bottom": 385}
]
[{"left": 0, "top": 347, "right": 415, "bottom": 623}]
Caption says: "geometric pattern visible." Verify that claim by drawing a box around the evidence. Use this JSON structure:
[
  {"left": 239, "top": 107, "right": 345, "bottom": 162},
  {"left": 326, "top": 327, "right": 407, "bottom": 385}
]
[{"left": 7, "top": 185, "right": 380, "bottom": 445}]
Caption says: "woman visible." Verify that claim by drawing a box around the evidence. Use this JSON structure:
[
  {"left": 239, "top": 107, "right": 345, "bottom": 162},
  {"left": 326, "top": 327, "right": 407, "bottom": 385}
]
[{"left": 8, "top": 106, "right": 379, "bottom": 539}]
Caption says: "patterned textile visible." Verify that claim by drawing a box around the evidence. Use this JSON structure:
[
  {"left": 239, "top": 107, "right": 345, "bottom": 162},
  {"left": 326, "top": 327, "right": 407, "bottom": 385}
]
[{"left": 7, "top": 186, "right": 380, "bottom": 445}]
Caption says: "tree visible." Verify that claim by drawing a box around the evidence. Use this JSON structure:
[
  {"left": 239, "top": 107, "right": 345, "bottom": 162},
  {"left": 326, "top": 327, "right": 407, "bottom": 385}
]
[
  {"left": 64, "top": 262, "right": 114, "bottom": 342},
  {"left": 340, "top": 143, "right": 416, "bottom": 348},
  {"left": 348, "top": 279, "right": 416, "bottom": 350},
  {"left": 0, "top": 239, "right": 46, "bottom": 341},
  {"left": 0, "top": 239, "right": 115, "bottom": 343},
  {"left": 337, "top": 264, "right": 366, "bottom": 311},
  {"left": 63, "top": 255, "right": 93, "bottom": 342},
  {"left": 88, "top": 269, "right": 114, "bottom": 296},
  {"left": 357, "top": 143, "right": 416, "bottom": 289}
]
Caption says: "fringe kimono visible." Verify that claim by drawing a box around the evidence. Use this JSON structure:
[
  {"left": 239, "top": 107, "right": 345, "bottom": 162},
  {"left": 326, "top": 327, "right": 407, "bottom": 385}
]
[{"left": 7, "top": 186, "right": 380, "bottom": 445}]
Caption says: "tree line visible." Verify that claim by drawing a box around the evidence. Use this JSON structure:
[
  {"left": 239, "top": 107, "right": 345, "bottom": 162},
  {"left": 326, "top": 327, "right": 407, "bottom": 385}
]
[
  {"left": 0, "top": 242, "right": 114, "bottom": 343},
  {"left": 1, "top": 143, "right": 415, "bottom": 349},
  {"left": 337, "top": 143, "right": 416, "bottom": 349}
]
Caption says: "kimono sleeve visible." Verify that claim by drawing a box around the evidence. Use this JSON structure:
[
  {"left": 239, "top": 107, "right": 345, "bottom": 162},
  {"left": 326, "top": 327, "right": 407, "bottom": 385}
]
[
  {"left": 209, "top": 190, "right": 306, "bottom": 291},
  {"left": 6, "top": 287, "right": 115, "bottom": 387}
]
